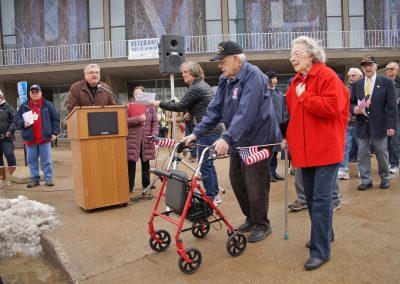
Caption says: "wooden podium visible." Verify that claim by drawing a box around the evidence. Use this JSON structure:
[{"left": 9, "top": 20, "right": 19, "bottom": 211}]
[{"left": 66, "top": 106, "right": 129, "bottom": 210}]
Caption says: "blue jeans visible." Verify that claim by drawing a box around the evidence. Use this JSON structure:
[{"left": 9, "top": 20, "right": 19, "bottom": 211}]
[
  {"left": 26, "top": 142, "right": 53, "bottom": 182},
  {"left": 339, "top": 124, "right": 356, "bottom": 172},
  {"left": 185, "top": 123, "right": 197, "bottom": 157},
  {"left": 197, "top": 134, "right": 220, "bottom": 200},
  {"left": 0, "top": 139, "right": 16, "bottom": 167},
  {"left": 302, "top": 163, "right": 339, "bottom": 260}
]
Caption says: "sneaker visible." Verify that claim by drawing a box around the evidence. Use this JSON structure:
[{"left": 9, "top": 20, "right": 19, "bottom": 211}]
[
  {"left": 213, "top": 195, "right": 222, "bottom": 205},
  {"left": 338, "top": 170, "right": 350, "bottom": 180},
  {"left": 288, "top": 200, "right": 307, "bottom": 211},
  {"left": 389, "top": 166, "right": 399, "bottom": 174},
  {"left": 27, "top": 180, "right": 40, "bottom": 188},
  {"left": 333, "top": 202, "right": 341, "bottom": 213}
]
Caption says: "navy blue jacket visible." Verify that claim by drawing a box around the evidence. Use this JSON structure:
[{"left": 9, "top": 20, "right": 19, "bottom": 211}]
[
  {"left": 350, "top": 75, "right": 397, "bottom": 139},
  {"left": 193, "top": 61, "right": 280, "bottom": 151},
  {"left": 15, "top": 99, "right": 60, "bottom": 142}
]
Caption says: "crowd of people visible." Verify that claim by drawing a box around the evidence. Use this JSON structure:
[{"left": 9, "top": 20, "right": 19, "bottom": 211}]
[{"left": 0, "top": 36, "right": 398, "bottom": 271}]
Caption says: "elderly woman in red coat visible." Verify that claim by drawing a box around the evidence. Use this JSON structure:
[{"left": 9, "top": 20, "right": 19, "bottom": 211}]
[
  {"left": 127, "top": 86, "right": 158, "bottom": 193},
  {"left": 285, "top": 36, "right": 349, "bottom": 270}
]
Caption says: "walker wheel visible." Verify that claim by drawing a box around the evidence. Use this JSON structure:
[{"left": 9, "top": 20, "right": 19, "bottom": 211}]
[
  {"left": 226, "top": 232, "right": 247, "bottom": 257},
  {"left": 178, "top": 248, "right": 202, "bottom": 274},
  {"left": 149, "top": 230, "right": 171, "bottom": 252},
  {"left": 191, "top": 221, "right": 210, "bottom": 239}
]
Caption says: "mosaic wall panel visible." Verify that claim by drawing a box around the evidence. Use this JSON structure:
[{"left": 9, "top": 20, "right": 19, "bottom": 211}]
[
  {"left": 125, "top": 0, "right": 206, "bottom": 39},
  {"left": 366, "top": 0, "right": 400, "bottom": 30},
  {"left": 15, "top": 0, "right": 88, "bottom": 48},
  {"left": 245, "top": 0, "right": 327, "bottom": 33}
]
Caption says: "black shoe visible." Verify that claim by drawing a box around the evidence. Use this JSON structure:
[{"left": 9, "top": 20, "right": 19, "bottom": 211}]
[
  {"left": 273, "top": 173, "right": 285, "bottom": 181},
  {"left": 238, "top": 220, "right": 254, "bottom": 233},
  {"left": 380, "top": 181, "right": 390, "bottom": 189},
  {"left": 27, "top": 180, "right": 40, "bottom": 188},
  {"left": 306, "top": 236, "right": 334, "bottom": 248},
  {"left": 357, "top": 183, "right": 373, "bottom": 191},
  {"left": 304, "top": 257, "right": 328, "bottom": 270},
  {"left": 270, "top": 176, "right": 277, "bottom": 182},
  {"left": 247, "top": 227, "right": 272, "bottom": 243},
  {"left": 45, "top": 180, "right": 54, "bottom": 187}
]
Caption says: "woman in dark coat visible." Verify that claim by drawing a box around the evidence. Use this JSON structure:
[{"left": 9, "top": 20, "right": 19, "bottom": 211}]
[{"left": 127, "top": 86, "right": 158, "bottom": 192}]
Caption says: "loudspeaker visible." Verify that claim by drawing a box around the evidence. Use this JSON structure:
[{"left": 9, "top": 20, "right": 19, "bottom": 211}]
[{"left": 159, "top": 35, "right": 186, "bottom": 74}]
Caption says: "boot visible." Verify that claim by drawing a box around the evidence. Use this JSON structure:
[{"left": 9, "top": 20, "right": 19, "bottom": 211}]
[
  {"left": 0, "top": 167, "right": 5, "bottom": 180},
  {"left": 8, "top": 166, "right": 16, "bottom": 176},
  {"left": 27, "top": 178, "right": 40, "bottom": 188}
]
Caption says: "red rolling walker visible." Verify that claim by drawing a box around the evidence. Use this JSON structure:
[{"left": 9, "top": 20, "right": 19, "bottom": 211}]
[{"left": 148, "top": 141, "right": 247, "bottom": 274}]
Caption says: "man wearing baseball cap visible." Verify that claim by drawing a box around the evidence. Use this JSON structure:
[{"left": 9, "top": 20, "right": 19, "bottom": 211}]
[
  {"left": 15, "top": 84, "right": 60, "bottom": 188},
  {"left": 350, "top": 55, "right": 397, "bottom": 190},
  {"left": 185, "top": 41, "right": 280, "bottom": 242}
]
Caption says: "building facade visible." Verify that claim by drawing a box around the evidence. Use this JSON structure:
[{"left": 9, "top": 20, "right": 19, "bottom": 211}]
[{"left": 0, "top": 0, "right": 399, "bottom": 139}]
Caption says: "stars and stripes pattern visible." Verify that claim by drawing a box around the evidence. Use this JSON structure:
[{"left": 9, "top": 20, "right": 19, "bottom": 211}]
[
  {"left": 239, "top": 146, "right": 270, "bottom": 166},
  {"left": 151, "top": 136, "right": 176, "bottom": 148},
  {"left": 358, "top": 95, "right": 371, "bottom": 110}
]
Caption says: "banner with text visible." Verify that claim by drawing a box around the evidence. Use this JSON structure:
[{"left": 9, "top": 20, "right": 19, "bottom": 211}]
[{"left": 128, "top": 38, "right": 159, "bottom": 60}]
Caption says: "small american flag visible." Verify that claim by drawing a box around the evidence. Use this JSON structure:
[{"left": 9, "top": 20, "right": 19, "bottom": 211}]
[
  {"left": 358, "top": 95, "right": 371, "bottom": 110},
  {"left": 151, "top": 136, "right": 176, "bottom": 148},
  {"left": 239, "top": 146, "right": 270, "bottom": 166}
]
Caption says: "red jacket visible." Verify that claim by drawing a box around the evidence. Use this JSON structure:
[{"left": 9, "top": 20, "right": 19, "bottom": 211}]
[{"left": 286, "top": 63, "right": 349, "bottom": 168}]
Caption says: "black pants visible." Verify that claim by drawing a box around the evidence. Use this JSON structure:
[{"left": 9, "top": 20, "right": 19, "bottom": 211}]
[
  {"left": 229, "top": 150, "right": 271, "bottom": 230},
  {"left": 269, "top": 151, "right": 279, "bottom": 175},
  {"left": 128, "top": 154, "right": 150, "bottom": 192}
]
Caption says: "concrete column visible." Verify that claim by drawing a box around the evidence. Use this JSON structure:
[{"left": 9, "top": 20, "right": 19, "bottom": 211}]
[{"left": 221, "top": 0, "right": 229, "bottom": 34}]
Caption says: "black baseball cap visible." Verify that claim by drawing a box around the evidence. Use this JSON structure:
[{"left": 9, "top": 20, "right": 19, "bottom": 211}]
[
  {"left": 360, "top": 55, "right": 376, "bottom": 65},
  {"left": 210, "top": 41, "right": 244, "bottom": 61},
  {"left": 30, "top": 84, "right": 41, "bottom": 91}
]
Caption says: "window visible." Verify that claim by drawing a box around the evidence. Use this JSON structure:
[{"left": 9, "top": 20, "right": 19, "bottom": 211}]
[
  {"left": 1, "top": 0, "right": 16, "bottom": 49},
  {"left": 326, "top": 0, "right": 343, "bottom": 47},
  {"left": 205, "top": 0, "right": 222, "bottom": 35},
  {"left": 110, "top": 0, "right": 125, "bottom": 57},
  {"left": 228, "top": 0, "right": 245, "bottom": 34},
  {"left": 349, "top": 0, "right": 365, "bottom": 48}
]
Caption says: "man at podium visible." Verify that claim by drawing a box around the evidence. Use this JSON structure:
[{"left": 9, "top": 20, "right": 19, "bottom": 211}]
[{"left": 66, "top": 63, "right": 116, "bottom": 113}]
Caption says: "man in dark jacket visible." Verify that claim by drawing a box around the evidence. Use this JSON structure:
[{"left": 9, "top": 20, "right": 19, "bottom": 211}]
[
  {"left": 0, "top": 89, "right": 17, "bottom": 184},
  {"left": 185, "top": 41, "right": 280, "bottom": 243},
  {"left": 151, "top": 61, "right": 223, "bottom": 201},
  {"left": 66, "top": 63, "right": 116, "bottom": 113},
  {"left": 15, "top": 84, "right": 60, "bottom": 188},
  {"left": 351, "top": 55, "right": 397, "bottom": 190}
]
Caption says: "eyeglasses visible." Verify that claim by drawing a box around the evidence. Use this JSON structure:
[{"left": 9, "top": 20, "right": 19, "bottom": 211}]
[
  {"left": 386, "top": 68, "right": 396, "bottom": 71},
  {"left": 86, "top": 71, "right": 100, "bottom": 75},
  {"left": 218, "top": 55, "right": 234, "bottom": 65},
  {"left": 289, "top": 51, "right": 305, "bottom": 59},
  {"left": 30, "top": 90, "right": 40, "bottom": 94}
]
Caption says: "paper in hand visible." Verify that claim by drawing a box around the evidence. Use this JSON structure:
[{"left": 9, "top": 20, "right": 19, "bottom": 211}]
[
  {"left": 22, "top": 110, "right": 34, "bottom": 125},
  {"left": 135, "top": 92, "right": 156, "bottom": 104}
]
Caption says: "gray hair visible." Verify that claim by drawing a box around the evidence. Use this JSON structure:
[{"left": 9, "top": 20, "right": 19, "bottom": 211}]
[
  {"left": 84, "top": 63, "right": 100, "bottom": 74},
  {"left": 347, "top": 67, "right": 363, "bottom": 77},
  {"left": 235, "top": 53, "right": 246, "bottom": 64},
  {"left": 386, "top": 62, "right": 399, "bottom": 69},
  {"left": 292, "top": 36, "right": 326, "bottom": 64},
  {"left": 180, "top": 61, "right": 204, "bottom": 80}
]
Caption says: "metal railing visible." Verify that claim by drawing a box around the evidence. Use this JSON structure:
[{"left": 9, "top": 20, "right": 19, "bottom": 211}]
[{"left": 0, "top": 30, "right": 398, "bottom": 67}]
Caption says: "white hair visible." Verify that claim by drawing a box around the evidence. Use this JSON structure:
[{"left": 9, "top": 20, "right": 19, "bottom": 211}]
[
  {"left": 235, "top": 53, "right": 246, "bottom": 64},
  {"left": 292, "top": 36, "right": 326, "bottom": 64},
  {"left": 84, "top": 63, "right": 100, "bottom": 74},
  {"left": 347, "top": 67, "right": 363, "bottom": 77},
  {"left": 386, "top": 62, "right": 399, "bottom": 69}
]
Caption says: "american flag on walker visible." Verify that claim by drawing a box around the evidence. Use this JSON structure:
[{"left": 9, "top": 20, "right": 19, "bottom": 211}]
[
  {"left": 151, "top": 136, "right": 176, "bottom": 148},
  {"left": 239, "top": 146, "right": 270, "bottom": 166}
]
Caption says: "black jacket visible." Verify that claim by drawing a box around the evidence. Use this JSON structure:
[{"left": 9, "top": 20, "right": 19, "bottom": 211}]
[
  {"left": 159, "top": 79, "right": 223, "bottom": 137},
  {"left": 0, "top": 101, "right": 16, "bottom": 140}
]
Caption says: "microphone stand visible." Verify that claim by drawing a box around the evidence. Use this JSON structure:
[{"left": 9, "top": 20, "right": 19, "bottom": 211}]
[{"left": 97, "top": 84, "right": 120, "bottom": 105}]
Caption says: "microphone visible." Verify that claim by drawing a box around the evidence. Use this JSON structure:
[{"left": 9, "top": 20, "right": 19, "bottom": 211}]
[{"left": 97, "top": 83, "right": 120, "bottom": 105}]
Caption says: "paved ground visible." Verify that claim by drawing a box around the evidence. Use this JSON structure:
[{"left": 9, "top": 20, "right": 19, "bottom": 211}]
[{"left": 0, "top": 146, "right": 399, "bottom": 283}]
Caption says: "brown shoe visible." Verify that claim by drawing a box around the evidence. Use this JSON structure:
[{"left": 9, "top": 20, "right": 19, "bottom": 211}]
[{"left": 288, "top": 200, "right": 307, "bottom": 211}]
